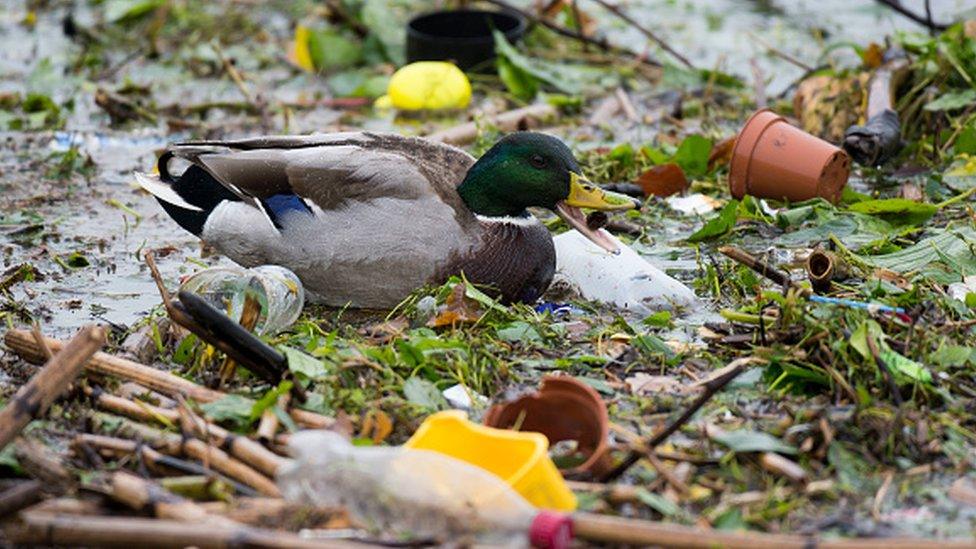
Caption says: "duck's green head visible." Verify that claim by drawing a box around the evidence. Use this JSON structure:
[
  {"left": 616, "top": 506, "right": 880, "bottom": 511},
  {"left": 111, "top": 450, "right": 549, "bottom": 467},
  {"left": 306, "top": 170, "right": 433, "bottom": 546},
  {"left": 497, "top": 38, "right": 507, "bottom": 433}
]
[{"left": 457, "top": 132, "right": 638, "bottom": 253}]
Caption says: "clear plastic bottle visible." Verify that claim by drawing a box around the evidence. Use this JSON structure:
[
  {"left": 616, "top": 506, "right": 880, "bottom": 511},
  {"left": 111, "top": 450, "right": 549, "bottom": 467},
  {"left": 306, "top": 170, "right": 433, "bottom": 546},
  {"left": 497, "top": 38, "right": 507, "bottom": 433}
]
[
  {"left": 179, "top": 265, "right": 304, "bottom": 335},
  {"left": 278, "top": 431, "right": 573, "bottom": 548}
]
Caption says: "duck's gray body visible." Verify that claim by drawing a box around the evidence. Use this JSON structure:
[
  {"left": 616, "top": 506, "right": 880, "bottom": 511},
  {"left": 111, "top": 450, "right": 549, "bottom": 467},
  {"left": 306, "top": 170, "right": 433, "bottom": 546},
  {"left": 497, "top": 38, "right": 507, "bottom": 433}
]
[{"left": 139, "top": 132, "right": 556, "bottom": 308}]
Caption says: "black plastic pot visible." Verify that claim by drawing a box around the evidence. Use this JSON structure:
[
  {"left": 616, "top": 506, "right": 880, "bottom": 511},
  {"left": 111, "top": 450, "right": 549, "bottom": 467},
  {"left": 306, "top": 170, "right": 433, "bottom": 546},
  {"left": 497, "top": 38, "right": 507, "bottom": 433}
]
[{"left": 406, "top": 9, "right": 527, "bottom": 71}]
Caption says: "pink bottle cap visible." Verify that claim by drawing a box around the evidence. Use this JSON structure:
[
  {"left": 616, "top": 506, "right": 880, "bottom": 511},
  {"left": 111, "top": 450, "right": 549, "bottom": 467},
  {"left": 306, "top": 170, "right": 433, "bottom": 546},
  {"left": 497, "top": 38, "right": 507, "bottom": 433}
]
[{"left": 529, "top": 511, "right": 574, "bottom": 549}]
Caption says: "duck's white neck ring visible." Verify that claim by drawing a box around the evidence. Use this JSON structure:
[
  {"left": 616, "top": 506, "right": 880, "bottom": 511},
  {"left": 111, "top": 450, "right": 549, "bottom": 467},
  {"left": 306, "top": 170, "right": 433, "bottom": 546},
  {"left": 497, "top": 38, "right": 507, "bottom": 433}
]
[{"left": 475, "top": 214, "right": 541, "bottom": 227}]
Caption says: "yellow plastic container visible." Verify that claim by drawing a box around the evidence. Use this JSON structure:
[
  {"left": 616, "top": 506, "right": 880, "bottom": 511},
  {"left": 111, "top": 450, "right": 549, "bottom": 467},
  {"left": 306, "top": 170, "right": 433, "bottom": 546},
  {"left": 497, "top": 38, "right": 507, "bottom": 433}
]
[{"left": 405, "top": 410, "right": 576, "bottom": 511}]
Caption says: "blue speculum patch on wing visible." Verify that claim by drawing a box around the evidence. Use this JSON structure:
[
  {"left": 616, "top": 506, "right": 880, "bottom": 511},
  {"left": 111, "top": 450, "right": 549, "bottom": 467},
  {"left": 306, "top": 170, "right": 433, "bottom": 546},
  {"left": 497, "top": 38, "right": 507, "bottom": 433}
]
[{"left": 263, "top": 193, "right": 313, "bottom": 229}]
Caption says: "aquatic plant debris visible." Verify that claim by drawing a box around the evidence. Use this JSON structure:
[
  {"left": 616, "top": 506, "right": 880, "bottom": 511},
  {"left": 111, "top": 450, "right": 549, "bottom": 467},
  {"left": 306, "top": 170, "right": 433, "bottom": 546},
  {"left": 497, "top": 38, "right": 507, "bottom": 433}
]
[{"left": 0, "top": 1, "right": 976, "bottom": 547}]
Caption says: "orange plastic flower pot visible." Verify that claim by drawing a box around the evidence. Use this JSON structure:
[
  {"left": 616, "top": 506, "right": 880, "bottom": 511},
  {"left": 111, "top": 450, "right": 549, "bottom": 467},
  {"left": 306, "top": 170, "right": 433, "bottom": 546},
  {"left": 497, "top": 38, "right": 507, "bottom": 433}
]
[{"left": 729, "top": 109, "right": 851, "bottom": 204}]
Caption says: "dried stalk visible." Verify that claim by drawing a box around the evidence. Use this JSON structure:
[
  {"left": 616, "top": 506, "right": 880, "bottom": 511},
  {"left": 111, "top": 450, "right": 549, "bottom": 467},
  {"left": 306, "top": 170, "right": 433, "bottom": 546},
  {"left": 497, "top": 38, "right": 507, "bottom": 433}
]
[
  {"left": 600, "top": 358, "right": 756, "bottom": 482},
  {"left": 426, "top": 104, "right": 558, "bottom": 145},
  {"left": 718, "top": 246, "right": 797, "bottom": 290},
  {"left": 0, "top": 481, "right": 43, "bottom": 519},
  {"left": 110, "top": 471, "right": 238, "bottom": 527},
  {"left": 5, "top": 329, "right": 334, "bottom": 430},
  {"left": 0, "top": 325, "right": 106, "bottom": 451},
  {"left": 257, "top": 393, "right": 289, "bottom": 445},
  {"left": 8, "top": 511, "right": 355, "bottom": 548},
  {"left": 574, "top": 511, "right": 976, "bottom": 548}
]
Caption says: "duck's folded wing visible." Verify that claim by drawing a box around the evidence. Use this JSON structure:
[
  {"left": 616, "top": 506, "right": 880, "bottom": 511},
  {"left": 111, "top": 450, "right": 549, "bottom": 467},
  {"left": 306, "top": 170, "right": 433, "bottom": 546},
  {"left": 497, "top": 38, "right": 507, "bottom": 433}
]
[{"left": 164, "top": 132, "right": 476, "bottom": 217}]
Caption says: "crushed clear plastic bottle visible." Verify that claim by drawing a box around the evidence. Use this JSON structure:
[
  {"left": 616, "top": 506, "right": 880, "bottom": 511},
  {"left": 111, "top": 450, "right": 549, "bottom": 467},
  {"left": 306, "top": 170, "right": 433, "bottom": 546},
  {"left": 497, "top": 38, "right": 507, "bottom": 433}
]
[
  {"left": 179, "top": 265, "right": 304, "bottom": 336},
  {"left": 278, "top": 430, "right": 572, "bottom": 548}
]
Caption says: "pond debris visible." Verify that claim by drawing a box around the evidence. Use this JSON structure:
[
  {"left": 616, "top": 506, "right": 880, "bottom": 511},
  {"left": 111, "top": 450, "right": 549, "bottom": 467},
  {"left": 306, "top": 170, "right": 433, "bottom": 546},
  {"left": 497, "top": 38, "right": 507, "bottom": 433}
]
[
  {"left": 842, "top": 51, "right": 911, "bottom": 166},
  {"left": 484, "top": 375, "right": 612, "bottom": 477}
]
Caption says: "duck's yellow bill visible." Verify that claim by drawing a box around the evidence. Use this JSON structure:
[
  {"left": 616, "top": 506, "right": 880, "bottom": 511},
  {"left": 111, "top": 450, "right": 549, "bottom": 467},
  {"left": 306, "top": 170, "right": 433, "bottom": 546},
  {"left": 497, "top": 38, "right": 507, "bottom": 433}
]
[
  {"left": 564, "top": 172, "right": 639, "bottom": 211},
  {"left": 556, "top": 173, "right": 640, "bottom": 255}
]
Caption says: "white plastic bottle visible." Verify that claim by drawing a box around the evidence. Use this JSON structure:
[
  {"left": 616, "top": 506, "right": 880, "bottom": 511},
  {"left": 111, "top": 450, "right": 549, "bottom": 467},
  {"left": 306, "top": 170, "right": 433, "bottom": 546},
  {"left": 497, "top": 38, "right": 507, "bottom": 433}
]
[
  {"left": 278, "top": 430, "right": 573, "bottom": 548},
  {"left": 179, "top": 265, "right": 304, "bottom": 335}
]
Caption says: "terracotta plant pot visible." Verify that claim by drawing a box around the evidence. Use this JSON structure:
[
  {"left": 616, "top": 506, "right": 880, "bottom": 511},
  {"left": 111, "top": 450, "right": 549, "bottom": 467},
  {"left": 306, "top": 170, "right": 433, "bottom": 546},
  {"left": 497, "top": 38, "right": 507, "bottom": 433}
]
[
  {"left": 484, "top": 375, "right": 611, "bottom": 477},
  {"left": 729, "top": 109, "right": 851, "bottom": 204}
]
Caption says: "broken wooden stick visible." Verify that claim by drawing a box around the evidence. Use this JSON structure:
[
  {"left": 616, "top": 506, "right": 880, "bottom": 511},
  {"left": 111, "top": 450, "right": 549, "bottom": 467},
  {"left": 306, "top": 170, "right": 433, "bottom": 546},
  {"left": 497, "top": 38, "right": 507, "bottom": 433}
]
[
  {"left": 4, "top": 329, "right": 334, "bottom": 430},
  {"left": 599, "top": 358, "right": 757, "bottom": 482},
  {"left": 843, "top": 52, "right": 911, "bottom": 166},
  {"left": 426, "top": 104, "right": 558, "bottom": 145},
  {"left": 0, "top": 325, "right": 106, "bottom": 452},
  {"left": 257, "top": 392, "right": 289, "bottom": 446},
  {"left": 718, "top": 245, "right": 798, "bottom": 291},
  {"left": 110, "top": 471, "right": 238, "bottom": 526},
  {"left": 0, "top": 481, "right": 44, "bottom": 520},
  {"left": 8, "top": 511, "right": 355, "bottom": 549}
]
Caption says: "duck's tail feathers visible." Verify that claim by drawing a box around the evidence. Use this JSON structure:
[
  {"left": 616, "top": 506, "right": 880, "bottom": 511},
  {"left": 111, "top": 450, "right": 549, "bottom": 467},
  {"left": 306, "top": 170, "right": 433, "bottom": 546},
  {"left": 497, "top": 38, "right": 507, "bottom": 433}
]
[{"left": 135, "top": 172, "right": 202, "bottom": 212}]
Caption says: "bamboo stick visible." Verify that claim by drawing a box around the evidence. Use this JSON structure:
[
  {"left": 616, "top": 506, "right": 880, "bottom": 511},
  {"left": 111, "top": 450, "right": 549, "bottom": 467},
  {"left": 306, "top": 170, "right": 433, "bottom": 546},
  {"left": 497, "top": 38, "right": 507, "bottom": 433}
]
[
  {"left": 257, "top": 393, "right": 289, "bottom": 446},
  {"left": 572, "top": 512, "right": 976, "bottom": 548},
  {"left": 88, "top": 387, "right": 287, "bottom": 477},
  {"left": 425, "top": 104, "right": 558, "bottom": 145},
  {"left": 113, "top": 419, "right": 280, "bottom": 497},
  {"left": 0, "top": 325, "right": 106, "bottom": 451},
  {"left": 5, "top": 329, "right": 334, "bottom": 429},
  {"left": 110, "top": 471, "right": 238, "bottom": 526},
  {"left": 0, "top": 481, "right": 43, "bottom": 519},
  {"left": 8, "top": 511, "right": 356, "bottom": 548}
]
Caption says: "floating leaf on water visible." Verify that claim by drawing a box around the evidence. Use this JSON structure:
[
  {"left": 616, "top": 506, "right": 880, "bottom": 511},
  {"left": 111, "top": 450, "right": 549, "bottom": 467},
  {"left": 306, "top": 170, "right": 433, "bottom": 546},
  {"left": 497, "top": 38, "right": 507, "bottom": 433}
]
[
  {"left": 636, "top": 163, "right": 688, "bottom": 197},
  {"left": 688, "top": 199, "right": 738, "bottom": 242},
  {"left": 403, "top": 377, "right": 448, "bottom": 410},
  {"left": 924, "top": 89, "right": 976, "bottom": 112},
  {"left": 710, "top": 427, "right": 797, "bottom": 455},
  {"left": 847, "top": 198, "right": 937, "bottom": 227}
]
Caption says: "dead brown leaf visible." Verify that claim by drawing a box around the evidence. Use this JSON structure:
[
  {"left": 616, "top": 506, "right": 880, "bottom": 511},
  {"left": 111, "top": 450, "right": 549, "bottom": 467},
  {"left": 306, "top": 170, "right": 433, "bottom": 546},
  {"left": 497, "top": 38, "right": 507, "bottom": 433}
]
[
  {"left": 636, "top": 163, "right": 688, "bottom": 197},
  {"left": 426, "top": 283, "right": 482, "bottom": 328},
  {"left": 359, "top": 316, "right": 409, "bottom": 344},
  {"left": 861, "top": 42, "right": 884, "bottom": 69},
  {"left": 707, "top": 137, "right": 736, "bottom": 172},
  {"left": 625, "top": 373, "right": 680, "bottom": 395},
  {"left": 359, "top": 409, "right": 393, "bottom": 444}
]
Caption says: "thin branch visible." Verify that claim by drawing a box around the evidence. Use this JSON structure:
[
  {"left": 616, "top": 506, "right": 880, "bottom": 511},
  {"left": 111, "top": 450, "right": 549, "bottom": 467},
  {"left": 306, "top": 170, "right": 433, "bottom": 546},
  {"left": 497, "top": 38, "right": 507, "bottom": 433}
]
[
  {"left": 587, "top": 0, "right": 695, "bottom": 69},
  {"left": 873, "top": 0, "right": 948, "bottom": 31}
]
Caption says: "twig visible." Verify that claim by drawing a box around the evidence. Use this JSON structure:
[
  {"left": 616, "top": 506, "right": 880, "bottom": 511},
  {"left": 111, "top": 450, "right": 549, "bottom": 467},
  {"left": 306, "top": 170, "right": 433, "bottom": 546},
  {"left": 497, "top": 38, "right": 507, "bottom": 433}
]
[
  {"left": 587, "top": 0, "right": 695, "bottom": 69},
  {"left": 748, "top": 31, "right": 814, "bottom": 72},
  {"left": 480, "top": 0, "right": 661, "bottom": 68},
  {"left": 873, "top": 0, "right": 948, "bottom": 31},
  {"left": 599, "top": 358, "right": 757, "bottom": 482},
  {"left": 30, "top": 322, "right": 53, "bottom": 360},
  {"left": 571, "top": 511, "right": 976, "bottom": 548},
  {"left": 211, "top": 40, "right": 254, "bottom": 104},
  {"left": 4, "top": 329, "right": 334, "bottom": 430},
  {"left": 718, "top": 246, "right": 798, "bottom": 291},
  {"left": 110, "top": 471, "right": 238, "bottom": 526},
  {"left": 0, "top": 325, "right": 106, "bottom": 452},
  {"left": 426, "top": 104, "right": 558, "bottom": 145},
  {"left": 0, "top": 481, "right": 44, "bottom": 519},
  {"left": 257, "top": 393, "right": 289, "bottom": 446},
  {"left": 8, "top": 511, "right": 356, "bottom": 548}
]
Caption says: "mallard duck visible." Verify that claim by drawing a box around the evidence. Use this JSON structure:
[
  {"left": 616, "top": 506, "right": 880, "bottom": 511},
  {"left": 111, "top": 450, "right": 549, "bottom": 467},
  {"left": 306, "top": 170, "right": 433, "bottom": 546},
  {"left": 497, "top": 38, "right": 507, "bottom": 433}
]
[{"left": 137, "top": 131, "right": 637, "bottom": 308}]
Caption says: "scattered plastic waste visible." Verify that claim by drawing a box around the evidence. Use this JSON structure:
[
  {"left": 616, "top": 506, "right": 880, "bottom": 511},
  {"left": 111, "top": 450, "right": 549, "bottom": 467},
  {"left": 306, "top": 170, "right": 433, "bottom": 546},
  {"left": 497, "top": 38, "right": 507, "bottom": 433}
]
[
  {"left": 484, "top": 375, "right": 611, "bottom": 476},
  {"left": 442, "top": 383, "right": 489, "bottom": 410},
  {"left": 666, "top": 192, "right": 721, "bottom": 215},
  {"left": 179, "top": 265, "right": 304, "bottom": 336},
  {"left": 406, "top": 10, "right": 527, "bottom": 71},
  {"left": 553, "top": 230, "right": 697, "bottom": 315},
  {"left": 808, "top": 295, "right": 910, "bottom": 323},
  {"left": 948, "top": 276, "right": 976, "bottom": 302},
  {"left": 806, "top": 249, "right": 849, "bottom": 293},
  {"left": 729, "top": 109, "right": 851, "bottom": 204},
  {"left": 375, "top": 61, "right": 471, "bottom": 111},
  {"left": 534, "top": 302, "right": 585, "bottom": 317},
  {"left": 280, "top": 430, "right": 573, "bottom": 548},
  {"left": 405, "top": 410, "right": 577, "bottom": 511}
]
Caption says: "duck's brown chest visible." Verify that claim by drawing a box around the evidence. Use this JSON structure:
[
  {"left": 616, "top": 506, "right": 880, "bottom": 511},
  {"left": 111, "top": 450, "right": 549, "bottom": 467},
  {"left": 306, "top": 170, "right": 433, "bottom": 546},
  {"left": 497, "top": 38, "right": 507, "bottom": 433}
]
[{"left": 436, "top": 220, "right": 556, "bottom": 304}]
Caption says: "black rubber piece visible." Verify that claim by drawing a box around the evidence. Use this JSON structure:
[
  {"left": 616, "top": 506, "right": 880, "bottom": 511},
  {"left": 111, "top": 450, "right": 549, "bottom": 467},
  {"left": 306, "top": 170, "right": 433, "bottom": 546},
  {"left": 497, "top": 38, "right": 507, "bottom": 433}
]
[
  {"left": 406, "top": 9, "right": 527, "bottom": 71},
  {"left": 843, "top": 109, "right": 902, "bottom": 167}
]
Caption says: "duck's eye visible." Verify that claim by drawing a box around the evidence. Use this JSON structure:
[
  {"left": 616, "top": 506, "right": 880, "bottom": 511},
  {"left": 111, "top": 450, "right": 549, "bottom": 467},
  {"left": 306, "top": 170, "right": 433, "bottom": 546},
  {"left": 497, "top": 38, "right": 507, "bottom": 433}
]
[{"left": 529, "top": 154, "right": 547, "bottom": 169}]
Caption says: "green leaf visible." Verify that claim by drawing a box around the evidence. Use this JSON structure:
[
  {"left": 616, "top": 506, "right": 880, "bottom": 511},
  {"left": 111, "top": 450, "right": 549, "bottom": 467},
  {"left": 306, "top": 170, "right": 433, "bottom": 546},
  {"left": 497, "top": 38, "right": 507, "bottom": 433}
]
[
  {"left": 496, "top": 321, "right": 542, "bottom": 343},
  {"left": 636, "top": 489, "right": 682, "bottom": 517},
  {"left": 106, "top": 0, "right": 165, "bottom": 24},
  {"left": 329, "top": 69, "right": 389, "bottom": 98},
  {"left": 307, "top": 27, "right": 363, "bottom": 72},
  {"left": 850, "top": 320, "right": 932, "bottom": 385},
  {"left": 847, "top": 198, "right": 937, "bottom": 227},
  {"left": 862, "top": 228, "right": 976, "bottom": 279},
  {"left": 672, "top": 134, "right": 712, "bottom": 177},
  {"left": 641, "top": 310, "right": 672, "bottom": 327},
  {"left": 688, "top": 200, "right": 738, "bottom": 242},
  {"left": 200, "top": 395, "right": 254, "bottom": 428},
  {"left": 711, "top": 429, "right": 797, "bottom": 455},
  {"left": 280, "top": 346, "right": 329, "bottom": 381},
  {"left": 955, "top": 125, "right": 976, "bottom": 155},
  {"left": 0, "top": 445, "right": 22, "bottom": 475},
  {"left": 493, "top": 30, "right": 607, "bottom": 96},
  {"left": 360, "top": 0, "right": 405, "bottom": 65},
  {"left": 497, "top": 56, "right": 538, "bottom": 101},
  {"left": 828, "top": 442, "right": 870, "bottom": 492},
  {"left": 403, "top": 377, "right": 448, "bottom": 410},
  {"left": 924, "top": 89, "right": 976, "bottom": 112},
  {"left": 633, "top": 333, "right": 675, "bottom": 358},
  {"left": 249, "top": 381, "right": 293, "bottom": 423}
]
